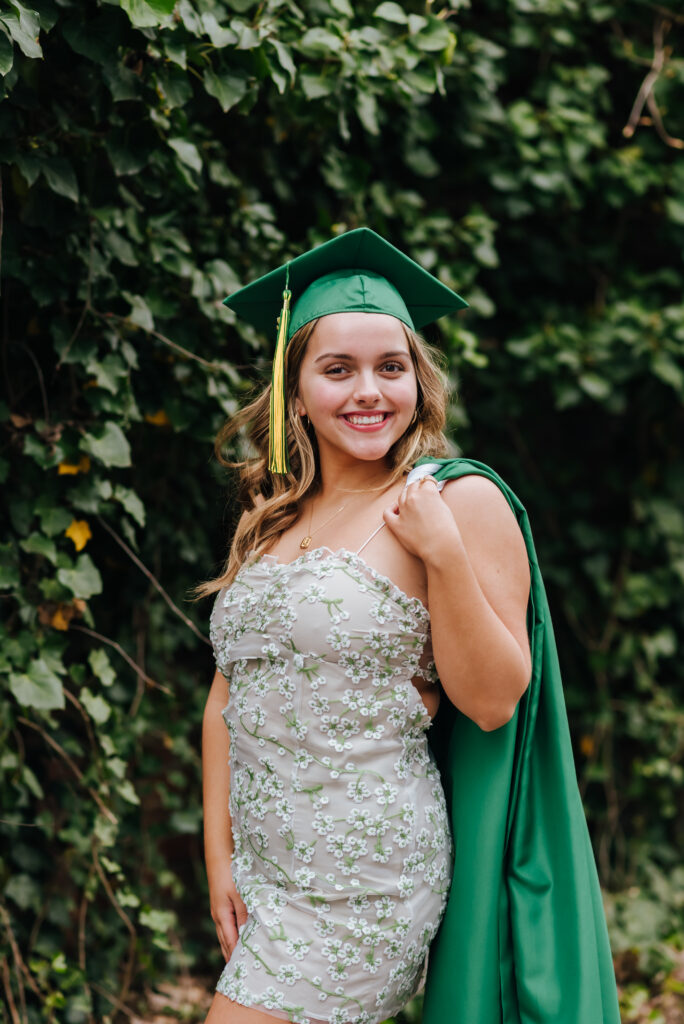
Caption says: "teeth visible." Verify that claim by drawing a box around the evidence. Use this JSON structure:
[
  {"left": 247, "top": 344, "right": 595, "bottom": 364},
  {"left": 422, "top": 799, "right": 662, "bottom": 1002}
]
[{"left": 346, "top": 413, "right": 385, "bottom": 424}]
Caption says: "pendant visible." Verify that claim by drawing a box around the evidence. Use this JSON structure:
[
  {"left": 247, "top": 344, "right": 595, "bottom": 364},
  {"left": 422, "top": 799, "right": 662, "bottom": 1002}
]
[{"left": 300, "top": 536, "right": 312, "bottom": 549}]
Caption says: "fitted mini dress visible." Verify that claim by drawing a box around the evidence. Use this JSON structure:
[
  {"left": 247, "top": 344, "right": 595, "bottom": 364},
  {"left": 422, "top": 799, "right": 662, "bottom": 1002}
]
[{"left": 208, "top": 523, "right": 454, "bottom": 1024}]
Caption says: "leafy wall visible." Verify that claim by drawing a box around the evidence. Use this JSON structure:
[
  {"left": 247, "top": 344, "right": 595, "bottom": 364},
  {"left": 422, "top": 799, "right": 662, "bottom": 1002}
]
[{"left": 1, "top": 0, "right": 683, "bottom": 1020}]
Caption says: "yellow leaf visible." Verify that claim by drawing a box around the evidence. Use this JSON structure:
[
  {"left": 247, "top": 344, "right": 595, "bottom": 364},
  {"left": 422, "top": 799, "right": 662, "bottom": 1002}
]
[
  {"left": 58, "top": 455, "right": 91, "bottom": 475},
  {"left": 65, "top": 519, "right": 92, "bottom": 551},
  {"left": 51, "top": 606, "right": 71, "bottom": 631},
  {"left": 580, "top": 734, "right": 595, "bottom": 757},
  {"left": 145, "top": 409, "right": 172, "bottom": 426}
]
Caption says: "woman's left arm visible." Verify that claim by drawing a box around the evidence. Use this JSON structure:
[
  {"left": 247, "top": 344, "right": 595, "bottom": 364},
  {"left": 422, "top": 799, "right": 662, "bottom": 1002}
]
[{"left": 383, "top": 474, "right": 532, "bottom": 732}]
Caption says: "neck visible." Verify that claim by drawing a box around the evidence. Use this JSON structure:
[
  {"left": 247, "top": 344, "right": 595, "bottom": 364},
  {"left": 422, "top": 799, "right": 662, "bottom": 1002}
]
[{"left": 316, "top": 452, "right": 395, "bottom": 502}]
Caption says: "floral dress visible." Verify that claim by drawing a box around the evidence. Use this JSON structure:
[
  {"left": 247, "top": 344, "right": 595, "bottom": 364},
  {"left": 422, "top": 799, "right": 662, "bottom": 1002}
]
[{"left": 208, "top": 537, "right": 454, "bottom": 1024}]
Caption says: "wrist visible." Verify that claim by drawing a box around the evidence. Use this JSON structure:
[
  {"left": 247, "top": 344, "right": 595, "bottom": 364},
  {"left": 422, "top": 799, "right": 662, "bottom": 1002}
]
[
  {"left": 205, "top": 839, "right": 234, "bottom": 870},
  {"left": 421, "top": 523, "right": 465, "bottom": 570}
]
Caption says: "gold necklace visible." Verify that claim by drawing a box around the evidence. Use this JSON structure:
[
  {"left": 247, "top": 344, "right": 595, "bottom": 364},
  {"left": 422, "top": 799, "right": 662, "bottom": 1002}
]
[
  {"left": 300, "top": 500, "right": 347, "bottom": 549},
  {"left": 299, "top": 479, "right": 395, "bottom": 549}
]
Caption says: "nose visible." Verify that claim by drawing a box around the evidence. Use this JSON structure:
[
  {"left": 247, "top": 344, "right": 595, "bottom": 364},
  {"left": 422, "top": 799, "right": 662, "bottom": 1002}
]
[{"left": 352, "top": 369, "right": 382, "bottom": 405}]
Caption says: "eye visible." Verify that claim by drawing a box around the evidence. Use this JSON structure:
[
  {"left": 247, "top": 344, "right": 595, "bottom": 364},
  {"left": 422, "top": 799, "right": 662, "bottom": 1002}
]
[
  {"left": 324, "top": 364, "right": 349, "bottom": 375},
  {"left": 381, "top": 361, "right": 406, "bottom": 373}
]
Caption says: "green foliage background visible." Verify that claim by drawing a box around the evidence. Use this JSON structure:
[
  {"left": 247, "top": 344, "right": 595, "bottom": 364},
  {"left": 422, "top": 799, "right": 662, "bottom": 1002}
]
[{"left": 1, "top": 0, "right": 683, "bottom": 1020}]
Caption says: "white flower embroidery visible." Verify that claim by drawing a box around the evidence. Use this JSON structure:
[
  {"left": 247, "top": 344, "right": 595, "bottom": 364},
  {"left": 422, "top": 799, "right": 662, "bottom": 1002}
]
[
  {"left": 276, "top": 963, "right": 302, "bottom": 986},
  {"left": 374, "top": 783, "right": 398, "bottom": 807},
  {"left": 210, "top": 549, "right": 452, "bottom": 1022}
]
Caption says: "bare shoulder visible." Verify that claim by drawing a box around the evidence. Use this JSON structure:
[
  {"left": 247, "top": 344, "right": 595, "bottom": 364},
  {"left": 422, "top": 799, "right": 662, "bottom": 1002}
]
[
  {"left": 440, "top": 472, "right": 517, "bottom": 530},
  {"left": 440, "top": 472, "right": 530, "bottom": 590}
]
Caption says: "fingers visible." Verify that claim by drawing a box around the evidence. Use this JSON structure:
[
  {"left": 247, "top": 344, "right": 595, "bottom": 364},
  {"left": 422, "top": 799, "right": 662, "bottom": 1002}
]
[
  {"left": 235, "top": 897, "right": 249, "bottom": 931},
  {"left": 398, "top": 475, "right": 439, "bottom": 511},
  {"left": 214, "top": 903, "right": 240, "bottom": 962},
  {"left": 415, "top": 475, "right": 440, "bottom": 491},
  {"left": 383, "top": 504, "right": 400, "bottom": 528},
  {"left": 216, "top": 920, "right": 231, "bottom": 963}
]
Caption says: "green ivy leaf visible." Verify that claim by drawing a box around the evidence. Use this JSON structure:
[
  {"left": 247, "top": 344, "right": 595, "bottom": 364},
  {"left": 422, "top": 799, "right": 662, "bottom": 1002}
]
[
  {"left": 0, "top": 561, "right": 21, "bottom": 588},
  {"left": 14, "top": 152, "right": 40, "bottom": 186},
  {"left": 651, "top": 353, "right": 684, "bottom": 393},
  {"left": 37, "top": 505, "right": 73, "bottom": 537},
  {"left": 155, "top": 65, "right": 192, "bottom": 108},
  {"left": 81, "top": 687, "right": 111, "bottom": 724},
  {"left": 107, "top": 757, "right": 127, "bottom": 779},
  {"left": 120, "top": 0, "right": 174, "bottom": 29},
  {"left": 300, "top": 73, "right": 334, "bottom": 100},
  {"left": 117, "top": 779, "right": 141, "bottom": 805},
  {"left": 89, "top": 648, "right": 117, "bottom": 687},
  {"left": 407, "top": 13, "right": 427, "bottom": 34},
  {"left": 578, "top": 372, "right": 612, "bottom": 400},
  {"left": 62, "top": 16, "right": 120, "bottom": 64},
  {"left": 0, "top": 1, "right": 42, "bottom": 60},
  {"left": 0, "top": 27, "right": 14, "bottom": 76},
  {"left": 85, "top": 352, "right": 130, "bottom": 393},
  {"left": 269, "top": 39, "right": 296, "bottom": 85},
  {"left": 145, "top": 0, "right": 176, "bottom": 13},
  {"left": 203, "top": 66, "right": 249, "bottom": 112},
  {"left": 168, "top": 137, "right": 202, "bottom": 174},
  {"left": 404, "top": 146, "right": 439, "bottom": 177},
  {"left": 200, "top": 11, "right": 237, "bottom": 47},
  {"left": 411, "top": 16, "right": 452, "bottom": 52},
  {"left": 105, "top": 130, "right": 150, "bottom": 176},
  {"left": 42, "top": 158, "right": 79, "bottom": 202},
  {"left": 374, "top": 2, "right": 407, "bottom": 24},
  {"left": 57, "top": 553, "right": 103, "bottom": 599},
  {"left": 5, "top": 873, "right": 41, "bottom": 910},
  {"left": 163, "top": 34, "right": 186, "bottom": 68},
  {"left": 356, "top": 90, "right": 379, "bottom": 135},
  {"left": 9, "top": 658, "right": 65, "bottom": 709},
  {"left": 298, "top": 27, "right": 340, "bottom": 58},
  {"left": 22, "top": 764, "right": 44, "bottom": 799},
  {"left": 232, "top": 20, "right": 259, "bottom": 49},
  {"left": 19, "top": 532, "right": 58, "bottom": 564},
  {"left": 79, "top": 422, "right": 132, "bottom": 468},
  {"left": 203, "top": 258, "right": 241, "bottom": 296},
  {"left": 113, "top": 484, "right": 146, "bottom": 527},
  {"left": 140, "top": 907, "right": 176, "bottom": 931}
]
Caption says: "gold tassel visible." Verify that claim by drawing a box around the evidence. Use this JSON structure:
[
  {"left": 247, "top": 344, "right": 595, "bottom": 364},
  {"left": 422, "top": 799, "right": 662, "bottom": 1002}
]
[{"left": 269, "top": 265, "right": 292, "bottom": 474}]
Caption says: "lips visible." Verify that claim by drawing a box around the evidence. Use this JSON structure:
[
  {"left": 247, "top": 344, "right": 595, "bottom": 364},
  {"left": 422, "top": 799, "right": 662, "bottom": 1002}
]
[{"left": 339, "top": 411, "right": 393, "bottom": 431}]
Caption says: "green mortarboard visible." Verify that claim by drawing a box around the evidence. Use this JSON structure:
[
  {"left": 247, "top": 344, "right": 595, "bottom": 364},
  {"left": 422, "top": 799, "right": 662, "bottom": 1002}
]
[{"left": 222, "top": 227, "right": 468, "bottom": 474}]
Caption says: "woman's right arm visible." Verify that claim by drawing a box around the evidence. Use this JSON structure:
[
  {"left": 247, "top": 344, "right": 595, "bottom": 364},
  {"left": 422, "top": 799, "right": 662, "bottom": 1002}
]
[{"left": 202, "top": 666, "right": 249, "bottom": 962}]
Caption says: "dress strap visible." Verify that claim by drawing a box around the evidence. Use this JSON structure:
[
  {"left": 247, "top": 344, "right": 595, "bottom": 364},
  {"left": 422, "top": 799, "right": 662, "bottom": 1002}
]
[{"left": 354, "top": 521, "right": 386, "bottom": 555}]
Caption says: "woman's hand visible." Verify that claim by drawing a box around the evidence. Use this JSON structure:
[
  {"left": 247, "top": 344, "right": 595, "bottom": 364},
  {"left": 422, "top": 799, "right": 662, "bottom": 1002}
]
[
  {"left": 208, "top": 859, "right": 249, "bottom": 963},
  {"left": 383, "top": 477, "right": 461, "bottom": 564}
]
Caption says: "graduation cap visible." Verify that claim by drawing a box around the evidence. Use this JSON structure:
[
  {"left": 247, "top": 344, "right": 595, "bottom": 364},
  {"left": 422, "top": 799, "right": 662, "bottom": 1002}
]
[{"left": 222, "top": 227, "right": 468, "bottom": 474}]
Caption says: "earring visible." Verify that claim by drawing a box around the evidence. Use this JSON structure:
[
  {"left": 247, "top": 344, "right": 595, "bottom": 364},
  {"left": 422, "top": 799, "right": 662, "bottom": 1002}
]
[{"left": 409, "top": 408, "right": 419, "bottom": 426}]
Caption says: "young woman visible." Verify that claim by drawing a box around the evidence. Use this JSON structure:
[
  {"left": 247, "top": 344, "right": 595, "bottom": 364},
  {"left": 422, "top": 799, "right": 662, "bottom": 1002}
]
[{"left": 197, "top": 230, "right": 532, "bottom": 1024}]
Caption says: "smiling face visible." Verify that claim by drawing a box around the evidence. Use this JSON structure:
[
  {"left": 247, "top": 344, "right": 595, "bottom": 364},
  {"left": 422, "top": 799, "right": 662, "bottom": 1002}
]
[{"left": 294, "top": 312, "right": 418, "bottom": 471}]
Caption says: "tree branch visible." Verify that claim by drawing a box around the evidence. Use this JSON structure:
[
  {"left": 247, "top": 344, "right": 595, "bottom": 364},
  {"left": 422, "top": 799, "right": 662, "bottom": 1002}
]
[
  {"left": 623, "top": 14, "right": 683, "bottom": 148},
  {"left": 17, "top": 717, "right": 118, "bottom": 824},
  {"left": 95, "top": 515, "right": 211, "bottom": 647},
  {"left": 68, "top": 624, "right": 173, "bottom": 696},
  {"left": 91, "top": 841, "right": 137, "bottom": 1009},
  {"left": 89, "top": 307, "right": 227, "bottom": 371}
]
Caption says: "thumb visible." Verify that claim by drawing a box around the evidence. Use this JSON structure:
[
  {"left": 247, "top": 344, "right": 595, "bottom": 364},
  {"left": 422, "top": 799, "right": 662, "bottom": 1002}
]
[{"left": 383, "top": 504, "right": 400, "bottom": 532}]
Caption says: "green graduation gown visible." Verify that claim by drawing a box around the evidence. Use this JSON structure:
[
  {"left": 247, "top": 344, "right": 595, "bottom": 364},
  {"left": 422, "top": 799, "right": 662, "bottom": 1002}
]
[{"left": 417, "top": 457, "right": 621, "bottom": 1024}]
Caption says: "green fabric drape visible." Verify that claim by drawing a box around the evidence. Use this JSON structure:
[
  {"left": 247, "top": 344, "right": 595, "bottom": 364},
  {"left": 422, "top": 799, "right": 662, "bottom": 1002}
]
[{"left": 418, "top": 457, "right": 621, "bottom": 1024}]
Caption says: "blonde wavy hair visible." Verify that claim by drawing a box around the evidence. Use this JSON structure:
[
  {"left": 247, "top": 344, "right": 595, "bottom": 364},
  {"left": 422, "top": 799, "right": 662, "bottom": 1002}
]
[{"left": 190, "top": 317, "right": 452, "bottom": 599}]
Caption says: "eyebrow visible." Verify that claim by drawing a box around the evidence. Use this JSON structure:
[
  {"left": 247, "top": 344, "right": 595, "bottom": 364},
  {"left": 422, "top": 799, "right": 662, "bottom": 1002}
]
[{"left": 313, "top": 350, "right": 410, "bottom": 364}]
